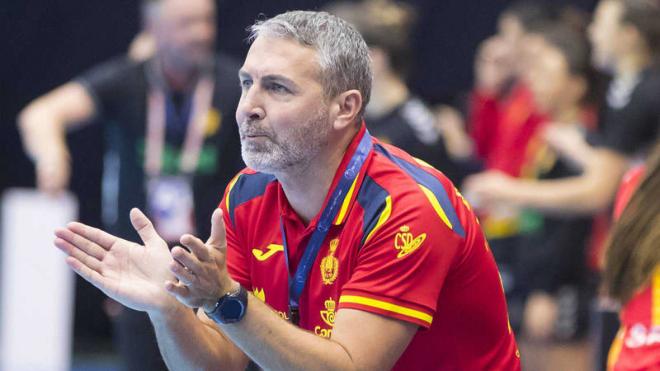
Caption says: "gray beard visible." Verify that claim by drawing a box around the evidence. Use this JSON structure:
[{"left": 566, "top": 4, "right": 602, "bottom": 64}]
[{"left": 240, "top": 108, "right": 330, "bottom": 174}]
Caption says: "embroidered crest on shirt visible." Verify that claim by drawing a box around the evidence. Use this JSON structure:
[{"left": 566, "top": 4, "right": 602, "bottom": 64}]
[
  {"left": 252, "top": 244, "right": 284, "bottom": 262},
  {"left": 395, "top": 225, "right": 426, "bottom": 258},
  {"left": 320, "top": 298, "right": 337, "bottom": 327},
  {"left": 320, "top": 239, "right": 339, "bottom": 285},
  {"left": 315, "top": 298, "right": 336, "bottom": 338}
]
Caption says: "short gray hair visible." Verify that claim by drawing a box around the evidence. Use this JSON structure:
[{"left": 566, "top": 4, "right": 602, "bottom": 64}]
[{"left": 249, "top": 11, "right": 372, "bottom": 118}]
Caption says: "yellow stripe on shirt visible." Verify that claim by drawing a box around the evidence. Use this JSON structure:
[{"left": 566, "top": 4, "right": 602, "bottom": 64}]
[
  {"left": 334, "top": 175, "right": 359, "bottom": 225},
  {"left": 364, "top": 195, "right": 392, "bottom": 244},
  {"left": 607, "top": 326, "right": 626, "bottom": 371},
  {"left": 419, "top": 184, "right": 453, "bottom": 229},
  {"left": 225, "top": 173, "right": 242, "bottom": 212},
  {"left": 652, "top": 266, "right": 660, "bottom": 326},
  {"left": 339, "top": 295, "right": 433, "bottom": 325}
]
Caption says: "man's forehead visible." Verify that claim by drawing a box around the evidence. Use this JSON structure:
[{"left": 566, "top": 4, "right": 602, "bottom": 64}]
[{"left": 241, "top": 36, "right": 320, "bottom": 80}]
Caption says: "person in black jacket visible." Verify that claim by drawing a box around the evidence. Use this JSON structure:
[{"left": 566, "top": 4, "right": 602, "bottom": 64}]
[{"left": 18, "top": 0, "right": 244, "bottom": 369}]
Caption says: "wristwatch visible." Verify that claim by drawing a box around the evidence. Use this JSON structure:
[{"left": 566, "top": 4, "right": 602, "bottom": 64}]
[{"left": 205, "top": 285, "right": 248, "bottom": 324}]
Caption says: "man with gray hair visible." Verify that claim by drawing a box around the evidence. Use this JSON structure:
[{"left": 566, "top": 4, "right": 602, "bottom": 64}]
[{"left": 56, "top": 10, "right": 521, "bottom": 370}]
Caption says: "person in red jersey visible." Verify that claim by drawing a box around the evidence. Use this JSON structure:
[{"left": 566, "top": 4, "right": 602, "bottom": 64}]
[
  {"left": 604, "top": 142, "right": 660, "bottom": 371},
  {"left": 54, "top": 10, "right": 520, "bottom": 370}
]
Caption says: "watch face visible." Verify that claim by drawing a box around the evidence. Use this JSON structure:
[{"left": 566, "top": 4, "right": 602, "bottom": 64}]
[
  {"left": 221, "top": 299, "right": 245, "bottom": 321},
  {"left": 207, "top": 286, "right": 248, "bottom": 324}
]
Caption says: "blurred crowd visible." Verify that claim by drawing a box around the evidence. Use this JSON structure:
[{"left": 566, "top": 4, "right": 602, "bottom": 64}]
[{"left": 13, "top": 0, "right": 660, "bottom": 370}]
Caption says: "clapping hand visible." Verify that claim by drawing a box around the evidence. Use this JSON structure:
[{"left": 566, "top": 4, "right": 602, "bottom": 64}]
[
  {"left": 165, "top": 209, "right": 236, "bottom": 313},
  {"left": 54, "top": 208, "right": 179, "bottom": 315}
]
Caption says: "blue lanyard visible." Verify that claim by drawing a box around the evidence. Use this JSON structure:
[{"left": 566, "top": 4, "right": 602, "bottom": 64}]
[{"left": 279, "top": 130, "right": 372, "bottom": 325}]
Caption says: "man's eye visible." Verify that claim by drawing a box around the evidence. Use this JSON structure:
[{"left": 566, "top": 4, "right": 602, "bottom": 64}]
[
  {"left": 268, "top": 83, "right": 291, "bottom": 94},
  {"left": 240, "top": 79, "right": 253, "bottom": 89}
]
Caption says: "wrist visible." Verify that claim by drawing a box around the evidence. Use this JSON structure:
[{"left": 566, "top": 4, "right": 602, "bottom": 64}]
[
  {"left": 148, "top": 296, "right": 189, "bottom": 323},
  {"left": 204, "top": 283, "right": 249, "bottom": 325},
  {"left": 202, "top": 280, "right": 240, "bottom": 313}
]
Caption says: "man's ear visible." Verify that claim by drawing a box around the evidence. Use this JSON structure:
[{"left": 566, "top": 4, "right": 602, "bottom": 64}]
[{"left": 330, "top": 89, "right": 363, "bottom": 130}]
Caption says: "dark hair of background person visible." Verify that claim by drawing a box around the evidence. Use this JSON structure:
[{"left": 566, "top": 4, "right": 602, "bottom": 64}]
[
  {"left": 501, "top": 0, "right": 562, "bottom": 31},
  {"left": 324, "top": 0, "right": 417, "bottom": 79},
  {"left": 532, "top": 18, "right": 607, "bottom": 106},
  {"left": 604, "top": 140, "right": 660, "bottom": 304},
  {"left": 620, "top": 0, "right": 660, "bottom": 61}
]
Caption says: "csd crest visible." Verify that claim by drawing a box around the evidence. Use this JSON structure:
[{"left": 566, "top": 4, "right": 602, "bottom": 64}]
[
  {"left": 394, "top": 226, "right": 426, "bottom": 258},
  {"left": 320, "top": 239, "right": 339, "bottom": 285}
]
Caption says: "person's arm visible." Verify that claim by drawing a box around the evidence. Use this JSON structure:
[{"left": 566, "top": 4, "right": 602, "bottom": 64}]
[
  {"left": 53, "top": 208, "right": 249, "bottom": 370},
  {"left": 165, "top": 209, "right": 417, "bottom": 370},
  {"left": 464, "top": 147, "right": 628, "bottom": 214},
  {"left": 222, "top": 301, "right": 416, "bottom": 370},
  {"left": 150, "top": 306, "right": 249, "bottom": 371},
  {"left": 434, "top": 104, "right": 474, "bottom": 160},
  {"left": 18, "top": 82, "right": 96, "bottom": 193},
  {"left": 542, "top": 123, "right": 597, "bottom": 170}
]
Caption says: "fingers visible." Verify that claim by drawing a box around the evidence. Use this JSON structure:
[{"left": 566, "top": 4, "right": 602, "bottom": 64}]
[
  {"left": 165, "top": 280, "right": 198, "bottom": 309},
  {"left": 169, "top": 250, "right": 196, "bottom": 285},
  {"left": 67, "top": 222, "right": 117, "bottom": 250},
  {"left": 130, "top": 208, "right": 162, "bottom": 245},
  {"left": 180, "top": 234, "right": 210, "bottom": 261},
  {"left": 55, "top": 227, "right": 107, "bottom": 260},
  {"left": 165, "top": 280, "right": 189, "bottom": 297},
  {"left": 206, "top": 208, "right": 227, "bottom": 251},
  {"left": 165, "top": 281, "right": 213, "bottom": 310},
  {"left": 54, "top": 236, "right": 103, "bottom": 272},
  {"left": 171, "top": 245, "right": 203, "bottom": 276},
  {"left": 65, "top": 256, "right": 109, "bottom": 290}
]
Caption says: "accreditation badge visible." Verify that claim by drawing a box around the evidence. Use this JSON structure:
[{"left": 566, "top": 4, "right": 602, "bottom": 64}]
[{"left": 146, "top": 176, "right": 195, "bottom": 243}]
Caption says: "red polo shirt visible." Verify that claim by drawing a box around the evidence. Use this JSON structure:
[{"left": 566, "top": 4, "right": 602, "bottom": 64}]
[
  {"left": 607, "top": 166, "right": 660, "bottom": 371},
  {"left": 220, "top": 125, "right": 520, "bottom": 370}
]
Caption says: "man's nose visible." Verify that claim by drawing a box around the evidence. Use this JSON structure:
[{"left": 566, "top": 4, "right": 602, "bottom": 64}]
[{"left": 238, "top": 87, "right": 266, "bottom": 122}]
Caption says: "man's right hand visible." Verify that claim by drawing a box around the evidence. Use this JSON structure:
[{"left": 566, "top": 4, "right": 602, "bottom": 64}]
[{"left": 54, "top": 208, "right": 181, "bottom": 315}]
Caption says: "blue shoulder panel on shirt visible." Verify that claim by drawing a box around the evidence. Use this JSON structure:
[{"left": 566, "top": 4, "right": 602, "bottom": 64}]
[
  {"left": 228, "top": 172, "right": 277, "bottom": 225},
  {"left": 356, "top": 175, "right": 390, "bottom": 246},
  {"left": 374, "top": 144, "right": 465, "bottom": 238}
]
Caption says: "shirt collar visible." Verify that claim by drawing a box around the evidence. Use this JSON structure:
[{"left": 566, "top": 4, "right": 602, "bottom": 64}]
[{"left": 278, "top": 122, "right": 371, "bottom": 230}]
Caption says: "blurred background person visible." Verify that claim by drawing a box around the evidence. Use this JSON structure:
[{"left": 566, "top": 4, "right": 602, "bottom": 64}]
[
  {"left": 464, "top": 0, "right": 660, "bottom": 368},
  {"left": 457, "top": 1, "right": 566, "bottom": 334},
  {"left": 464, "top": 0, "right": 660, "bottom": 221},
  {"left": 513, "top": 22, "right": 599, "bottom": 371},
  {"left": 17, "top": 0, "right": 244, "bottom": 369},
  {"left": 325, "top": 0, "right": 467, "bottom": 184},
  {"left": 467, "top": 1, "right": 560, "bottom": 178},
  {"left": 603, "top": 141, "right": 660, "bottom": 371}
]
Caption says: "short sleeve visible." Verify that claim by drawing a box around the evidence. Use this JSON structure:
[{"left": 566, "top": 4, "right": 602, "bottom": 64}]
[
  {"left": 594, "top": 72, "right": 660, "bottom": 156},
  {"left": 338, "top": 190, "right": 462, "bottom": 328},
  {"left": 75, "top": 56, "right": 143, "bottom": 119},
  {"left": 219, "top": 174, "right": 252, "bottom": 290}
]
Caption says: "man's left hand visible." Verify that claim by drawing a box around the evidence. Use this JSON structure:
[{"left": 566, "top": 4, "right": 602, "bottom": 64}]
[{"left": 165, "top": 208, "right": 236, "bottom": 312}]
